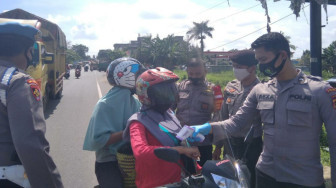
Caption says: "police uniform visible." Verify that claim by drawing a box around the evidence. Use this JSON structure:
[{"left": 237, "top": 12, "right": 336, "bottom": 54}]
[
  {"left": 0, "top": 60, "right": 63, "bottom": 188},
  {"left": 176, "top": 79, "right": 216, "bottom": 166},
  {"left": 212, "top": 70, "right": 336, "bottom": 187},
  {"left": 219, "top": 78, "right": 263, "bottom": 188}
]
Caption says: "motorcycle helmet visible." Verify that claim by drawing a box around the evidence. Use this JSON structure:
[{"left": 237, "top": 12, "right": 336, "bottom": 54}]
[
  {"left": 136, "top": 67, "right": 179, "bottom": 107},
  {"left": 106, "top": 57, "right": 145, "bottom": 89}
]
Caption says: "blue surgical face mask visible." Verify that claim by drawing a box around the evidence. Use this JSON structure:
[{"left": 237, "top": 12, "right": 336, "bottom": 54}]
[{"left": 259, "top": 53, "right": 286, "bottom": 77}]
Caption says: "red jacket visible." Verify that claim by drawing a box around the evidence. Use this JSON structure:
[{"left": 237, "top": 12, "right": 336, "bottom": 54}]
[{"left": 130, "top": 121, "right": 182, "bottom": 188}]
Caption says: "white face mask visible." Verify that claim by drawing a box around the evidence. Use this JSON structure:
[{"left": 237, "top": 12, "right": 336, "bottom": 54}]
[{"left": 233, "top": 67, "right": 250, "bottom": 81}]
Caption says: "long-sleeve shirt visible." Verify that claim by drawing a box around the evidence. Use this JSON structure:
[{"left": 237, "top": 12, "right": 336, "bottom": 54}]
[
  {"left": 0, "top": 60, "right": 63, "bottom": 188},
  {"left": 83, "top": 87, "right": 141, "bottom": 162},
  {"left": 130, "top": 121, "right": 182, "bottom": 188},
  {"left": 211, "top": 70, "right": 336, "bottom": 187}
]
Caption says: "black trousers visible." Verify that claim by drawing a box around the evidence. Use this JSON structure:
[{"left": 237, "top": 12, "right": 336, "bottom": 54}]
[
  {"left": 197, "top": 145, "right": 213, "bottom": 166},
  {"left": 95, "top": 161, "right": 123, "bottom": 188},
  {"left": 0, "top": 180, "right": 22, "bottom": 188},
  {"left": 256, "top": 169, "right": 325, "bottom": 188},
  {"left": 223, "top": 136, "right": 263, "bottom": 188}
]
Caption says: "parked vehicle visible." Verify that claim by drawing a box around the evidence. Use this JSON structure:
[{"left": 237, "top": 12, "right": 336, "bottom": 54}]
[
  {"left": 98, "top": 61, "right": 109, "bottom": 72},
  {"left": 0, "top": 9, "right": 67, "bottom": 110}
]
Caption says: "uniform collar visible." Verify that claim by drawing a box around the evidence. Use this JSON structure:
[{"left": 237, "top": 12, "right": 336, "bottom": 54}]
[{"left": 269, "top": 69, "right": 305, "bottom": 93}]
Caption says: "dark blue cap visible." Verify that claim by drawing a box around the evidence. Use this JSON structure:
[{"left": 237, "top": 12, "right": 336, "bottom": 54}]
[{"left": 0, "top": 22, "right": 40, "bottom": 41}]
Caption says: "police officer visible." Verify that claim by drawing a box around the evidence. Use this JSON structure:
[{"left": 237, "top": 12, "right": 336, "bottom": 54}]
[
  {"left": 175, "top": 58, "right": 221, "bottom": 166},
  {"left": 212, "top": 50, "right": 262, "bottom": 188},
  {"left": 190, "top": 32, "right": 336, "bottom": 188},
  {"left": 0, "top": 22, "right": 63, "bottom": 187}
]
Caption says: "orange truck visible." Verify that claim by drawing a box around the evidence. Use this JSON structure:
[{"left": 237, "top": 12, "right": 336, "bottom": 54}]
[{"left": 0, "top": 9, "right": 67, "bottom": 110}]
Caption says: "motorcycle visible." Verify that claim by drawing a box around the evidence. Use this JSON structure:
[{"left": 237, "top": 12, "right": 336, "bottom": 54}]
[
  {"left": 75, "top": 69, "right": 81, "bottom": 79},
  {"left": 84, "top": 66, "right": 89, "bottom": 72},
  {"left": 154, "top": 126, "right": 256, "bottom": 188},
  {"left": 64, "top": 70, "right": 70, "bottom": 79}
]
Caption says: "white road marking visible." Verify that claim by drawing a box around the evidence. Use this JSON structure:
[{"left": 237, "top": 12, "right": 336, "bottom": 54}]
[{"left": 95, "top": 72, "right": 102, "bottom": 99}]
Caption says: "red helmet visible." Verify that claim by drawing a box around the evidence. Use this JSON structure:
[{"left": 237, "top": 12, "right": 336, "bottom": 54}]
[{"left": 136, "top": 67, "right": 179, "bottom": 105}]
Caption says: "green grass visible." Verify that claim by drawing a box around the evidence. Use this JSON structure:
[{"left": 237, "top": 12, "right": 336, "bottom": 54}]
[{"left": 174, "top": 69, "right": 235, "bottom": 88}]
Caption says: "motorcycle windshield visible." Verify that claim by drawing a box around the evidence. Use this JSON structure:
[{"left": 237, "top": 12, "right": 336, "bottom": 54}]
[
  {"left": 211, "top": 173, "right": 240, "bottom": 188},
  {"left": 203, "top": 155, "right": 249, "bottom": 188}
]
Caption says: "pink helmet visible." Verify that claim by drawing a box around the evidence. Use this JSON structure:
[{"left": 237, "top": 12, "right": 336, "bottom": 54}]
[{"left": 136, "top": 67, "right": 179, "bottom": 105}]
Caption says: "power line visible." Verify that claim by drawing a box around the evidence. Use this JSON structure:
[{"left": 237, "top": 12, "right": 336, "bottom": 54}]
[
  {"left": 209, "top": 5, "right": 310, "bottom": 50},
  {"left": 173, "top": 3, "right": 261, "bottom": 36},
  {"left": 197, "top": 1, "right": 229, "bottom": 15},
  {"left": 211, "top": 3, "right": 260, "bottom": 24}
]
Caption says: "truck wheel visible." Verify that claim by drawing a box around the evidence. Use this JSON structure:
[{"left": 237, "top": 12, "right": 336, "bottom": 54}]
[
  {"left": 56, "top": 89, "right": 62, "bottom": 99},
  {"left": 43, "top": 87, "right": 50, "bottom": 112}
]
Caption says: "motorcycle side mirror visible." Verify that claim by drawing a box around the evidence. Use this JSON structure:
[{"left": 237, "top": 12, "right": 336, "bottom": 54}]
[{"left": 154, "top": 148, "right": 180, "bottom": 164}]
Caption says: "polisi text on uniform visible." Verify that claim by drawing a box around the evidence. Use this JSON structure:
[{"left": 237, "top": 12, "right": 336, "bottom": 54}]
[{"left": 289, "top": 94, "right": 312, "bottom": 101}]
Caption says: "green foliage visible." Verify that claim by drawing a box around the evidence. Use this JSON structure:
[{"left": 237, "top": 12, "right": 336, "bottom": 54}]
[
  {"left": 65, "top": 49, "right": 81, "bottom": 64},
  {"left": 299, "top": 50, "right": 310, "bottom": 67},
  {"left": 134, "top": 35, "right": 192, "bottom": 70},
  {"left": 174, "top": 69, "right": 234, "bottom": 88},
  {"left": 97, "top": 49, "right": 126, "bottom": 63},
  {"left": 321, "top": 148, "right": 330, "bottom": 166},
  {"left": 320, "top": 125, "right": 329, "bottom": 147},
  {"left": 322, "top": 41, "right": 336, "bottom": 75},
  {"left": 71, "top": 44, "right": 89, "bottom": 60}
]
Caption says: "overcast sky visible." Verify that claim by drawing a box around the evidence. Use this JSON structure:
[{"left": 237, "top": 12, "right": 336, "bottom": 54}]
[{"left": 1, "top": 0, "right": 335, "bottom": 59}]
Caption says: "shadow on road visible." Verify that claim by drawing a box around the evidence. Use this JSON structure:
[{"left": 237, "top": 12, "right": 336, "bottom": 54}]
[{"left": 44, "top": 97, "right": 61, "bottom": 119}]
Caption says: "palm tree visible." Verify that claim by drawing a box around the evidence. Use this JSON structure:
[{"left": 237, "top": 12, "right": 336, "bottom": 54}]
[{"left": 186, "top": 20, "right": 214, "bottom": 56}]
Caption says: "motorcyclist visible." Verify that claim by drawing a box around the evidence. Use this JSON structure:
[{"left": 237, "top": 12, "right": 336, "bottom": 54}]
[
  {"left": 123, "top": 67, "right": 201, "bottom": 188},
  {"left": 83, "top": 57, "right": 145, "bottom": 188}
]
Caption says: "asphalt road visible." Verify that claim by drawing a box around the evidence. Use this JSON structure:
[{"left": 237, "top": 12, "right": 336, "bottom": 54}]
[{"left": 44, "top": 69, "right": 111, "bottom": 188}]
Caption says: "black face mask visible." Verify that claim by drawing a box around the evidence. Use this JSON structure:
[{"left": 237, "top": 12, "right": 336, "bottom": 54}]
[
  {"left": 25, "top": 49, "right": 34, "bottom": 69},
  {"left": 148, "top": 82, "right": 178, "bottom": 114},
  {"left": 188, "top": 77, "right": 204, "bottom": 85},
  {"left": 259, "top": 53, "right": 286, "bottom": 77}
]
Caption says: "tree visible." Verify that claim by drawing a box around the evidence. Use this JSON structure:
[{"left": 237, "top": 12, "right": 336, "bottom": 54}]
[
  {"left": 66, "top": 49, "right": 81, "bottom": 64},
  {"left": 72, "top": 44, "right": 89, "bottom": 60},
  {"left": 134, "top": 35, "right": 192, "bottom": 69},
  {"left": 97, "top": 49, "right": 126, "bottom": 62},
  {"left": 322, "top": 41, "right": 336, "bottom": 74},
  {"left": 299, "top": 50, "right": 311, "bottom": 67},
  {"left": 186, "top": 20, "right": 214, "bottom": 56}
]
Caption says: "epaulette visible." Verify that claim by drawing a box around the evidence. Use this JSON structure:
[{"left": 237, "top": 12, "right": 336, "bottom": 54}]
[
  {"left": 0, "top": 67, "right": 18, "bottom": 107},
  {"left": 306, "top": 75, "right": 323, "bottom": 81}
]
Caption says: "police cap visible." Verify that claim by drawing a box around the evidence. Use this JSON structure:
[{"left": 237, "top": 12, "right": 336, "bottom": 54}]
[{"left": 0, "top": 22, "right": 40, "bottom": 42}]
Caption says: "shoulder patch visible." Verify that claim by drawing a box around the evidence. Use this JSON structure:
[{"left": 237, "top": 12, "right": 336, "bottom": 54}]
[
  {"left": 326, "top": 87, "right": 336, "bottom": 93},
  {"left": 332, "top": 95, "right": 336, "bottom": 109},
  {"left": 27, "top": 79, "right": 41, "bottom": 101}
]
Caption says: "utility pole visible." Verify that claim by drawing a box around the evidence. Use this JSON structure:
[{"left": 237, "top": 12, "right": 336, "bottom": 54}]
[
  {"left": 310, "top": 0, "right": 322, "bottom": 76},
  {"left": 308, "top": 0, "right": 336, "bottom": 76}
]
